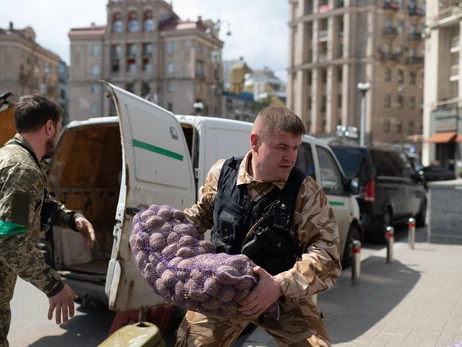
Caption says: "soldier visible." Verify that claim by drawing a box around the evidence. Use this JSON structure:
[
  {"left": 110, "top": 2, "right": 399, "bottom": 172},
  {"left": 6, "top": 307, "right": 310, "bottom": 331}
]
[
  {"left": 176, "top": 106, "right": 342, "bottom": 346},
  {"left": 0, "top": 95, "right": 95, "bottom": 347}
]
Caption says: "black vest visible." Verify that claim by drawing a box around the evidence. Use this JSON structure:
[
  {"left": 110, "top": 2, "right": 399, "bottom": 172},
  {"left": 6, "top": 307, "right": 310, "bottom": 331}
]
[{"left": 211, "top": 157, "right": 307, "bottom": 275}]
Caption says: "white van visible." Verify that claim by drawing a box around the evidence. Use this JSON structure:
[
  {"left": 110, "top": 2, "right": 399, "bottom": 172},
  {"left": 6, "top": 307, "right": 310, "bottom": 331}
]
[{"left": 5, "top": 83, "right": 360, "bottom": 313}]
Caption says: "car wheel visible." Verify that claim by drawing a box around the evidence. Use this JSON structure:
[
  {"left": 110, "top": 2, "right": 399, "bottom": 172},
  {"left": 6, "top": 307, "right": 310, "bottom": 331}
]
[
  {"left": 416, "top": 199, "right": 426, "bottom": 227},
  {"left": 341, "top": 225, "right": 362, "bottom": 269}
]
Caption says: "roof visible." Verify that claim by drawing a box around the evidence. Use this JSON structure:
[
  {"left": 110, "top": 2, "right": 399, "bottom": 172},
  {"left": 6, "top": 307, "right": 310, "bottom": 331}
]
[
  {"left": 69, "top": 25, "right": 106, "bottom": 35},
  {"left": 159, "top": 19, "right": 208, "bottom": 32}
]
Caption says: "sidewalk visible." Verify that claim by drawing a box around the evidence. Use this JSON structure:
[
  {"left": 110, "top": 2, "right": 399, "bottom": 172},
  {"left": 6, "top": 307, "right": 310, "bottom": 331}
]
[{"left": 234, "top": 228, "right": 462, "bottom": 347}]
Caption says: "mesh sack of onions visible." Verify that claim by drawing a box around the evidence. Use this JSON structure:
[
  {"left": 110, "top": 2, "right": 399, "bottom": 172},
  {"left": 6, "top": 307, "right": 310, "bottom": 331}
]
[{"left": 130, "top": 204, "right": 279, "bottom": 319}]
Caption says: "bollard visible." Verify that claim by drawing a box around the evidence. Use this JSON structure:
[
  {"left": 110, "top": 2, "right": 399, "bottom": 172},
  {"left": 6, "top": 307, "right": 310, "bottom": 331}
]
[
  {"left": 352, "top": 240, "right": 361, "bottom": 286},
  {"left": 386, "top": 226, "right": 394, "bottom": 264},
  {"left": 408, "top": 217, "right": 416, "bottom": 249}
]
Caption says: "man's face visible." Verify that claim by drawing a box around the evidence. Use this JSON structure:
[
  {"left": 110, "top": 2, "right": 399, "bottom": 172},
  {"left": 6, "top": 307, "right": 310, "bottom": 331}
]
[
  {"left": 44, "top": 118, "right": 62, "bottom": 158},
  {"left": 253, "top": 130, "right": 302, "bottom": 182}
]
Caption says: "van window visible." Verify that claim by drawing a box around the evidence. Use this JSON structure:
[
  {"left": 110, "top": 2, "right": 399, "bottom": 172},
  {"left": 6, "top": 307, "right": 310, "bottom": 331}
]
[
  {"left": 370, "top": 149, "right": 403, "bottom": 177},
  {"left": 316, "top": 146, "right": 343, "bottom": 195},
  {"left": 296, "top": 143, "right": 316, "bottom": 180},
  {"left": 330, "top": 146, "right": 369, "bottom": 182}
]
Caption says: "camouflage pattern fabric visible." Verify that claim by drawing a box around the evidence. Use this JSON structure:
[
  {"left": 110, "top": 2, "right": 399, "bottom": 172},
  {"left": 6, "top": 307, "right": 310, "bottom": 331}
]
[
  {"left": 0, "top": 134, "right": 81, "bottom": 347},
  {"left": 182, "top": 151, "right": 341, "bottom": 345},
  {"left": 175, "top": 297, "right": 330, "bottom": 347}
]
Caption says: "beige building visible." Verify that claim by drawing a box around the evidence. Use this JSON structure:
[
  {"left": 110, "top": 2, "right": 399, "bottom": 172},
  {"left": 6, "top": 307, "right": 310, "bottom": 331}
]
[
  {"left": 287, "top": 0, "right": 425, "bottom": 149},
  {"left": 68, "top": 0, "right": 224, "bottom": 122},
  {"left": 423, "top": 0, "right": 462, "bottom": 170},
  {"left": 0, "top": 22, "right": 60, "bottom": 102}
]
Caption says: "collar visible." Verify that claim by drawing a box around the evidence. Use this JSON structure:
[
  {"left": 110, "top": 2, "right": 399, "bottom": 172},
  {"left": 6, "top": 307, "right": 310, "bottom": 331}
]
[
  {"left": 236, "top": 151, "right": 287, "bottom": 190},
  {"left": 8, "top": 133, "right": 40, "bottom": 164}
]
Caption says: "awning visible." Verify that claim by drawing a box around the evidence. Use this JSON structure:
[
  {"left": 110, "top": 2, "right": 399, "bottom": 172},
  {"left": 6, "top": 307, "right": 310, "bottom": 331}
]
[
  {"left": 456, "top": 134, "right": 462, "bottom": 142},
  {"left": 427, "top": 131, "right": 456, "bottom": 143}
]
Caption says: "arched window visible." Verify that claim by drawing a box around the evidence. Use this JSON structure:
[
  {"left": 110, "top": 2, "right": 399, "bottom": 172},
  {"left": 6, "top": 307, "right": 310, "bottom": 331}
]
[
  {"left": 128, "top": 11, "right": 138, "bottom": 33},
  {"left": 112, "top": 12, "right": 123, "bottom": 33},
  {"left": 143, "top": 10, "right": 154, "bottom": 32}
]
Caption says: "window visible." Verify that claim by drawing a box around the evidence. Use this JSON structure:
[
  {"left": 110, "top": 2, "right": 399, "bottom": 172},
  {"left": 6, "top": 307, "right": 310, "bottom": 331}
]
[
  {"left": 397, "top": 95, "right": 403, "bottom": 108},
  {"left": 91, "top": 104, "right": 98, "bottom": 115},
  {"left": 295, "top": 143, "right": 316, "bottom": 180},
  {"left": 127, "top": 59, "right": 136, "bottom": 72},
  {"left": 398, "top": 20, "right": 404, "bottom": 33},
  {"left": 383, "top": 119, "right": 391, "bottom": 133},
  {"left": 143, "top": 10, "right": 154, "bottom": 32},
  {"left": 111, "top": 44, "right": 121, "bottom": 57},
  {"left": 92, "top": 64, "right": 100, "bottom": 75},
  {"left": 308, "top": 71, "right": 312, "bottom": 85},
  {"left": 128, "top": 11, "right": 138, "bottom": 32},
  {"left": 167, "top": 81, "right": 173, "bottom": 92},
  {"left": 167, "top": 41, "right": 174, "bottom": 55},
  {"left": 409, "top": 97, "right": 415, "bottom": 109},
  {"left": 127, "top": 44, "right": 137, "bottom": 57},
  {"left": 196, "top": 83, "right": 201, "bottom": 94},
  {"left": 143, "top": 43, "right": 153, "bottom": 56},
  {"left": 321, "top": 95, "right": 326, "bottom": 112},
  {"left": 92, "top": 44, "right": 100, "bottom": 56},
  {"left": 308, "top": 97, "right": 312, "bottom": 110},
  {"left": 39, "top": 83, "right": 47, "bottom": 94},
  {"left": 141, "top": 83, "right": 150, "bottom": 97},
  {"left": 396, "top": 120, "right": 402, "bottom": 133},
  {"left": 126, "top": 83, "right": 135, "bottom": 93},
  {"left": 409, "top": 71, "right": 416, "bottom": 84},
  {"left": 167, "top": 62, "right": 174, "bottom": 74},
  {"left": 316, "top": 146, "right": 343, "bottom": 195},
  {"left": 143, "top": 58, "right": 152, "bottom": 72},
  {"left": 370, "top": 149, "right": 403, "bottom": 177},
  {"left": 408, "top": 121, "right": 415, "bottom": 135},
  {"left": 111, "top": 59, "right": 119, "bottom": 72},
  {"left": 91, "top": 83, "right": 99, "bottom": 94},
  {"left": 397, "top": 70, "right": 404, "bottom": 83},
  {"left": 384, "top": 68, "right": 391, "bottom": 81},
  {"left": 113, "top": 12, "right": 123, "bottom": 33},
  {"left": 338, "top": 68, "right": 342, "bottom": 82},
  {"left": 322, "top": 70, "right": 327, "bottom": 83},
  {"left": 338, "top": 94, "right": 342, "bottom": 108},
  {"left": 197, "top": 42, "right": 202, "bottom": 53},
  {"left": 167, "top": 102, "right": 173, "bottom": 112},
  {"left": 384, "top": 94, "right": 391, "bottom": 108}
]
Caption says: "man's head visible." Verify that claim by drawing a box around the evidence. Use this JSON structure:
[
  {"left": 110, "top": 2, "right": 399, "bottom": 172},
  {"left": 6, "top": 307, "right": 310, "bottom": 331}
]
[
  {"left": 15, "top": 95, "right": 63, "bottom": 159},
  {"left": 250, "top": 106, "right": 305, "bottom": 182}
]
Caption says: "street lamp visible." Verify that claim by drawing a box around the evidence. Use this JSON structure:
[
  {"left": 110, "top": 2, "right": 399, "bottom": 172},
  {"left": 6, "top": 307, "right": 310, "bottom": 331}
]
[
  {"left": 193, "top": 99, "right": 204, "bottom": 116},
  {"left": 357, "top": 82, "right": 371, "bottom": 146}
]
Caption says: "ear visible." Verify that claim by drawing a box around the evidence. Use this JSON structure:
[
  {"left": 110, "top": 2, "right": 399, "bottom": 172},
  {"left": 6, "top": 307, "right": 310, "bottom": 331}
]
[
  {"left": 250, "top": 133, "right": 259, "bottom": 151},
  {"left": 44, "top": 119, "right": 54, "bottom": 136}
]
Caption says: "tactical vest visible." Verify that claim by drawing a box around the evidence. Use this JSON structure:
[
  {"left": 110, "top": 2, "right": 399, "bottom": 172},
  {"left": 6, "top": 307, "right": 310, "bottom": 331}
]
[{"left": 211, "top": 156, "right": 307, "bottom": 275}]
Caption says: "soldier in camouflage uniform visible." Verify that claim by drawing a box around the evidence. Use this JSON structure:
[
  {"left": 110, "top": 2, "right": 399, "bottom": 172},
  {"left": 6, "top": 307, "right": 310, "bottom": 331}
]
[
  {"left": 176, "top": 106, "right": 342, "bottom": 347},
  {"left": 0, "top": 95, "right": 96, "bottom": 347}
]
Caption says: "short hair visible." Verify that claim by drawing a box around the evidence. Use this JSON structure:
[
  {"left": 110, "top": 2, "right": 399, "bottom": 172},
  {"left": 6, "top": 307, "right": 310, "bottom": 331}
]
[
  {"left": 253, "top": 106, "right": 305, "bottom": 139},
  {"left": 14, "top": 95, "right": 62, "bottom": 133}
]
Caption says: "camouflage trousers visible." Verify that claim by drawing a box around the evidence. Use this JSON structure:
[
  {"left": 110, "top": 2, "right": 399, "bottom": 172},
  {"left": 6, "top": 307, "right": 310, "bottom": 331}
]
[
  {"left": 175, "top": 297, "right": 330, "bottom": 347},
  {"left": 0, "top": 262, "right": 17, "bottom": 347}
]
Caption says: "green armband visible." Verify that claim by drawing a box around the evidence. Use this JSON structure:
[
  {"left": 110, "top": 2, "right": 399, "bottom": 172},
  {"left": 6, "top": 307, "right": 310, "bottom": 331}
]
[{"left": 0, "top": 221, "right": 27, "bottom": 236}]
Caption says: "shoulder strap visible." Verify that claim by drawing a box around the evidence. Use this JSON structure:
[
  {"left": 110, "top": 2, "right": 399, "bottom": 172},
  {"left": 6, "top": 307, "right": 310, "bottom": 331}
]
[{"left": 5, "top": 141, "right": 41, "bottom": 169}]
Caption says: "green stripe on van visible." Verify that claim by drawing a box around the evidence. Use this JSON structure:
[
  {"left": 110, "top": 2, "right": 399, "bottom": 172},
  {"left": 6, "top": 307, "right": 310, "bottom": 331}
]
[
  {"left": 133, "top": 139, "right": 183, "bottom": 161},
  {"left": 329, "top": 201, "right": 345, "bottom": 206}
]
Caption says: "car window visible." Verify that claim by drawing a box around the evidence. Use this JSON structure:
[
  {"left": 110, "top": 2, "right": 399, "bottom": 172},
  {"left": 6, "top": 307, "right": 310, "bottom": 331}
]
[
  {"left": 398, "top": 152, "right": 414, "bottom": 178},
  {"left": 295, "top": 142, "right": 316, "bottom": 180},
  {"left": 330, "top": 146, "right": 370, "bottom": 182},
  {"left": 316, "top": 146, "right": 344, "bottom": 195},
  {"left": 370, "top": 149, "right": 402, "bottom": 177}
]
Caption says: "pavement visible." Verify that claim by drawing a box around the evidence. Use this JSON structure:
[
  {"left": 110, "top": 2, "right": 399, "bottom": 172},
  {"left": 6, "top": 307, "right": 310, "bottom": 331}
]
[{"left": 225, "top": 226, "right": 462, "bottom": 347}]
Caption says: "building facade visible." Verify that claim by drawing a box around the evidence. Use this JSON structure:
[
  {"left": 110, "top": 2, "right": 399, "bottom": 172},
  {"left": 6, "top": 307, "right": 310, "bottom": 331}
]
[
  {"left": 0, "top": 22, "right": 60, "bottom": 102},
  {"left": 244, "top": 67, "right": 286, "bottom": 106},
  {"left": 58, "top": 61, "right": 70, "bottom": 125},
  {"left": 287, "top": 0, "right": 425, "bottom": 150},
  {"left": 68, "top": 0, "right": 223, "bottom": 122},
  {"left": 423, "top": 0, "right": 462, "bottom": 171}
]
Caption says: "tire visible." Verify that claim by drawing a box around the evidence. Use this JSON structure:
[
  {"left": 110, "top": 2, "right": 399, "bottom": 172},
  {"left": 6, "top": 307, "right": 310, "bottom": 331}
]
[
  {"left": 341, "top": 225, "right": 362, "bottom": 269},
  {"left": 416, "top": 199, "right": 426, "bottom": 227}
]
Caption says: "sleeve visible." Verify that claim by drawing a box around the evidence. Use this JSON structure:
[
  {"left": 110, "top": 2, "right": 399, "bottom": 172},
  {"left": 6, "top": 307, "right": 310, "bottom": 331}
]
[
  {"left": 275, "top": 176, "right": 342, "bottom": 302},
  {"left": 51, "top": 200, "right": 84, "bottom": 232},
  {"left": 0, "top": 233, "right": 64, "bottom": 297},
  {"left": 183, "top": 159, "right": 224, "bottom": 234},
  {"left": 0, "top": 164, "right": 64, "bottom": 296}
]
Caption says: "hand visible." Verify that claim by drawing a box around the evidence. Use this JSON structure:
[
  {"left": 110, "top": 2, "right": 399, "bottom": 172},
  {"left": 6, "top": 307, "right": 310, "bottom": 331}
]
[
  {"left": 238, "top": 266, "right": 283, "bottom": 317},
  {"left": 75, "top": 217, "right": 95, "bottom": 250},
  {"left": 48, "top": 284, "right": 78, "bottom": 325}
]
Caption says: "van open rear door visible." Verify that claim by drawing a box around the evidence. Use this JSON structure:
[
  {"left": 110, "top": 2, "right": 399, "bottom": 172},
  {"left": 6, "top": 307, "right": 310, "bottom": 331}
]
[{"left": 102, "top": 82, "right": 196, "bottom": 312}]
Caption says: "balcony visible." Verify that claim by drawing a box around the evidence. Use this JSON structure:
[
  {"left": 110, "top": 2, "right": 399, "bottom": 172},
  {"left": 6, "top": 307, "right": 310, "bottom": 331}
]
[
  {"left": 408, "top": 32, "right": 422, "bottom": 41},
  {"left": 428, "top": 5, "right": 462, "bottom": 28},
  {"left": 319, "top": 30, "right": 328, "bottom": 40},
  {"left": 383, "top": 0, "right": 399, "bottom": 11},
  {"left": 406, "top": 56, "right": 424, "bottom": 65},
  {"left": 318, "top": 54, "right": 328, "bottom": 62},
  {"left": 379, "top": 52, "right": 401, "bottom": 62},
  {"left": 408, "top": 6, "right": 425, "bottom": 17},
  {"left": 451, "top": 36, "right": 460, "bottom": 52},
  {"left": 383, "top": 26, "right": 398, "bottom": 36}
]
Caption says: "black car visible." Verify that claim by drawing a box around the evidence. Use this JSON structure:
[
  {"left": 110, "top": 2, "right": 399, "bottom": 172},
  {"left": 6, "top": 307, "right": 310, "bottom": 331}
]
[
  {"left": 330, "top": 145, "right": 427, "bottom": 242},
  {"left": 418, "top": 165, "right": 456, "bottom": 182}
]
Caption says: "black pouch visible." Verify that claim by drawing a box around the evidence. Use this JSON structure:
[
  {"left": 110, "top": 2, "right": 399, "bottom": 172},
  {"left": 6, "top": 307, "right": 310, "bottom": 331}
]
[{"left": 41, "top": 200, "right": 58, "bottom": 232}]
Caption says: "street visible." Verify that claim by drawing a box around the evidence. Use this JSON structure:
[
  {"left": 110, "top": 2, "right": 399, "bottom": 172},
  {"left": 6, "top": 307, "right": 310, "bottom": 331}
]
[{"left": 7, "top": 224, "right": 414, "bottom": 347}]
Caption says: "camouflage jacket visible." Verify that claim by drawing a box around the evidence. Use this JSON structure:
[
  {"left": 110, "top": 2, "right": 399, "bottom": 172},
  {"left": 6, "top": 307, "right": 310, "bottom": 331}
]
[
  {"left": 0, "top": 134, "right": 83, "bottom": 297},
  {"left": 185, "top": 151, "right": 342, "bottom": 302}
]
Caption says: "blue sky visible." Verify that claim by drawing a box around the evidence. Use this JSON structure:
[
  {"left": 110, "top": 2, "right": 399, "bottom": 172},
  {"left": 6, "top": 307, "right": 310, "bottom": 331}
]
[{"left": 2, "top": 0, "right": 289, "bottom": 80}]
